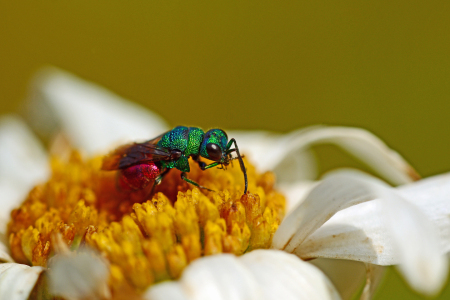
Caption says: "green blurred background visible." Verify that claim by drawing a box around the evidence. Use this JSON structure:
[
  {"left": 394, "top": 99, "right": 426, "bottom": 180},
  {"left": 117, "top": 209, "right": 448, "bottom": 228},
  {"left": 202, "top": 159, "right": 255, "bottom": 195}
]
[{"left": 1, "top": 1, "right": 449, "bottom": 299}]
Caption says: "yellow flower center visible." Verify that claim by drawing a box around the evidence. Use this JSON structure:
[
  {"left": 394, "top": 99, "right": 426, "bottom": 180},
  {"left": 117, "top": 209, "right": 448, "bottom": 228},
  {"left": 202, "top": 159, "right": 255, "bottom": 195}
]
[{"left": 7, "top": 151, "right": 286, "bottom": 293}]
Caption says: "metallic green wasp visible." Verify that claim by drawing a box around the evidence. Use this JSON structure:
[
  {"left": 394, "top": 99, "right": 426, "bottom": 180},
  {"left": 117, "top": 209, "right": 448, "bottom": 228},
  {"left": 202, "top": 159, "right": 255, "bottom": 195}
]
[{"left": 102, "top": 126, "right": 248, "bottom": 195}]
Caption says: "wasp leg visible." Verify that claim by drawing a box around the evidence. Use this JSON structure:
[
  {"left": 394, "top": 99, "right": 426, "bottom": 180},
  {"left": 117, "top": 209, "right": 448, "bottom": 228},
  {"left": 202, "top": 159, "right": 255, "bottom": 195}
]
[
  {"left": 225, "top": 138, "right": 248, "bottom": 194},
  {"left": 147, "top": 169, "right": 170, "bottom": 199},
  {"left": 192, "top": 156, "right": 220, "bottom": 171},
  {"left": 181, "top": 172, "right": 214, "bottom": 192},
  {"left": 196, "top": 160, "right": 207, "bottom": 170},
  {"left": 203, "top": 162, "right": 220, "bottom": 170}
]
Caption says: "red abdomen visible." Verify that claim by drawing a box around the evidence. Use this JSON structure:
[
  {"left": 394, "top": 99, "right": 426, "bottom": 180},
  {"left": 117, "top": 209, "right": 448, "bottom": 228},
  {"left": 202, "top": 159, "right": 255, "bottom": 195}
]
[{"left": 117, "top": 163, "right": 161, "bottom": 191}]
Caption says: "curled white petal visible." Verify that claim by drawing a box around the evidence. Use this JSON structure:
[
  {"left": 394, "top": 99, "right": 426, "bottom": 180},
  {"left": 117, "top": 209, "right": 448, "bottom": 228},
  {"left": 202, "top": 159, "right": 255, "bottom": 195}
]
[
  {"left": 48, "top": 250, "right": 110, "bottom": 300},
  {"left": 145, "top": 251, "right": 340, "bottom": 300},
  {"left": 272, "top": 170, "right": 391, "bottom": 251},
  {"left": 232, "top": 126, "right": 418, "bottom": 186},
  {"left": 380, "top": 192, "right": 447, "bottom": 295},
  {"left": 297, "top": 201, "right": 390, "bottom": 262},
  {"left": 397, "top": 172, "right": 450, "bottom": 253},
  {"left": 0, "top": 263, "right": 44, "bottom": 300},
  {"left": 25, "top": 67, "right": 169, "bottom": 155},
  {"left": 294, "top": 171, "right": 448, "bottom": 296}
]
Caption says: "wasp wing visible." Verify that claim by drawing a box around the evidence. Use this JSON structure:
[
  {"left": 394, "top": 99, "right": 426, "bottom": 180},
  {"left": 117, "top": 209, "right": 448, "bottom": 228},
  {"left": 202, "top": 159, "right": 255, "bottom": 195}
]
[
  {"left": 102, "top": 137, "right": 171, "bottom": 170},
  {"left": 145, "top": 132, "right": 165, "bottom": 145}
]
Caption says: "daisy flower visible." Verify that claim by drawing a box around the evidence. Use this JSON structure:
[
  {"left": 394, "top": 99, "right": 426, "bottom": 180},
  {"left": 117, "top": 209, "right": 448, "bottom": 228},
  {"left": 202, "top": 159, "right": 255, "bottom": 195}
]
[{"left": 0, "top": 68, "right": 448, "bottom": 300}]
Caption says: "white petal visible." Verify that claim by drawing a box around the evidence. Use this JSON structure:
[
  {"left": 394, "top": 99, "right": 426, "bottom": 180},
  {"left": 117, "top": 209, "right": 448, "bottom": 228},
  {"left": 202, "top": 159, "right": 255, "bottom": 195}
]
[
  {"left": 232, "top": 126, "right": 418, "bottom": 186},
  {"left": 297, "top": 200, "right": 392, "bottom": 262},
  {"left": 229, "top": 130, "right": 318, "bottom": 182},
  {"left": 0, "top": 116, "right": 49, "bottom": 252},
  {"left": 272, "top": 170, "right": 391, "bottom": 252},
  {"left": 146, "top": 254, "right": 260, "bottom": 300},
  {"left": 277, "top": 180, "right": 318, "bottom": 212},
  {"left": 0, "top": 263, "right": 44, "bottom": 300},
  {"left": 145, "top": 251, "right": 341, "bottom": 300},
  {"left": 48, "top": 250, "right": 110, "bottom": 300},
  {"left": 397, "top": 172, "right": 450, "bottom": 253},
  {"left": 25, "top": 67, "right": 169, "bottom": 155},
  {"left": 0, "top": 115, "right": 48, "bottom": 189},
  {"left": 295, "top": 171, "right": 448, "bottom": 296},
  {"left": 145, "top": 282, "right": 188, "bottom": 300},
  {"left": 178, "top": 255, "right": 260, "bottom": 300},
  {"left": 381, "top": 194, "right": 447, "bottom": 295},
  {"left": 240, "top": 250, "right": 341, "bottom": 300},
  {"left": 0, "top": 241, "right": 13, "bottom": 263}
]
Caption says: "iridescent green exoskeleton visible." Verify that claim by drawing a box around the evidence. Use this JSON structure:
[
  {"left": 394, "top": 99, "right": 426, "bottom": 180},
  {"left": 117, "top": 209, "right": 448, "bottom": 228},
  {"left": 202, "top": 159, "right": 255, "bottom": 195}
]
[
  {"left": 102, "top": 126, "right": 248, "bottom": 196},
  {"left": 157, "top": 126, "right": 248, "bottom": 194}
]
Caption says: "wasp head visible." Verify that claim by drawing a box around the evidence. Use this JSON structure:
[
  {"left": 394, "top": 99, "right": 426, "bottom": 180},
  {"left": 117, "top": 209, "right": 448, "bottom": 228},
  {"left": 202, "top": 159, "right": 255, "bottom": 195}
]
[{"left": 200, "top": 129, "right": 229, "bottom": 164}]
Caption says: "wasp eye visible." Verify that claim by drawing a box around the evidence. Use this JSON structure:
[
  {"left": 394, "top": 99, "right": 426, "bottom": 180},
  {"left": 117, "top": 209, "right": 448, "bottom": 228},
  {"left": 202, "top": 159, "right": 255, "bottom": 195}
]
[{"left": 206, "top": 143, "right": 222, "bottom": 161}]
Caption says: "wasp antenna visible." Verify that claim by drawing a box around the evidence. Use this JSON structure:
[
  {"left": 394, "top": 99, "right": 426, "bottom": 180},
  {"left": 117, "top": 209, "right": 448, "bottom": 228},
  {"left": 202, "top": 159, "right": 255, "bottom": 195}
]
[{"left": 229, "top": 138, "right": 248, "bottom": 195}]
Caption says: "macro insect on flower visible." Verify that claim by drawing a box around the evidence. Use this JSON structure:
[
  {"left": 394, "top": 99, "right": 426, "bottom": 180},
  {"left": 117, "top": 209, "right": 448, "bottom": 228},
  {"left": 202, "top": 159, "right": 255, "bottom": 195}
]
[
  {"left": 101, "top": 126, "right": 248, "bottom": 195},
  {"left": 1, "top": 68, "right": 449, "bottom": 300}
]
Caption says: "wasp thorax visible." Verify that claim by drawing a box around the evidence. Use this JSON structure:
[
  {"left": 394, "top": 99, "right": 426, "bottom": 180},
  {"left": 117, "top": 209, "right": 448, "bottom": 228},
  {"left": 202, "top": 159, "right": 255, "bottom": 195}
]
[{"left": 206, "top": 143, "right": 223, "bottom": 161}]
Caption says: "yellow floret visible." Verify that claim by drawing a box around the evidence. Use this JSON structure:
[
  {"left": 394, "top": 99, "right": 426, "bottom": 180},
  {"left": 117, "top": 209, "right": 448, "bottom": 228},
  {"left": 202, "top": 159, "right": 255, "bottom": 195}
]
[{"left": 7, "top": 150, "right": 286, "bottom": 293}]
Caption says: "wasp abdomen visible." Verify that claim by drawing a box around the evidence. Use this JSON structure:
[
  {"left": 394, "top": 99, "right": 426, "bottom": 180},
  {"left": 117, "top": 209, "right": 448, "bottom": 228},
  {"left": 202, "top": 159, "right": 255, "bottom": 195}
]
[{"left": 117, "top": 163, "right": 161, "bottom": 191}]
